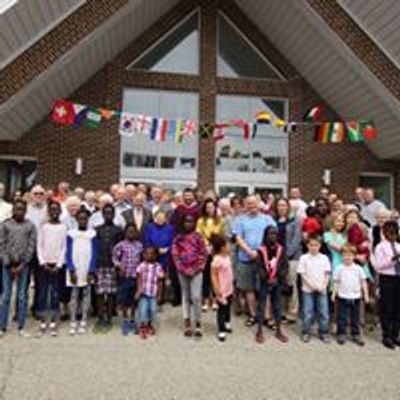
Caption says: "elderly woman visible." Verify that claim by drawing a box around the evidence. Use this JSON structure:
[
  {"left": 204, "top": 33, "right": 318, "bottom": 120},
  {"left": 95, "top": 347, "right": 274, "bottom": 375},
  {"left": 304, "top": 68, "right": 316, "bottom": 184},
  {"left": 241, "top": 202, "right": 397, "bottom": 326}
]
[{"left": 61, "top": 195, "right": 81, "bottom": 230}]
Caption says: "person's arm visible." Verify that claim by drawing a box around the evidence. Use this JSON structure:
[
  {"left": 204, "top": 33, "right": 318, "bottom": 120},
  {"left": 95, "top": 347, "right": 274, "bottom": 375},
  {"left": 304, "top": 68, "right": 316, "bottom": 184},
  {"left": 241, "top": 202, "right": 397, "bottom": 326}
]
[
  {"left": 324, "top": 233, "right": 343, "bottom": 253},
  {"left": 297, "top": 257, "right": 317, "bottom": 292},
  {"left": 135, "top": 268, "right": 142, "bottom": 300},
  {"left": 320, "top": 271, "right": 330, "bottom": 294},
  {"left": 25, "top": 224, "right": 37, "bottom": 265},
  {"left": 235, "top": 236, "right": 257, "bottom": 259},
  {"left": 211, "top": 259, "right": 222, "bottom": 299},
  {"left": 286, "top": 221, "right": 301, "bottom": 259},
  {"left": 36, "top": 225, "right": 45, "bottom": 266},
  {"left": 331, "top": 280, "right": 338, "bottom": 302},
  {"left": 56, "top": 226, "right": 67, "bottom": 269},
  {"left": 196, "top": 234, "right": 208, "bottom": 268},
  {"left": 65, "top": 235, "right": 75, "bottom": 273},
  {"left": 88, "top": 236, "right": 97, "bottom": 274},
  {"left": 0, "top": 223, "right": 9, "bottom": 267}
]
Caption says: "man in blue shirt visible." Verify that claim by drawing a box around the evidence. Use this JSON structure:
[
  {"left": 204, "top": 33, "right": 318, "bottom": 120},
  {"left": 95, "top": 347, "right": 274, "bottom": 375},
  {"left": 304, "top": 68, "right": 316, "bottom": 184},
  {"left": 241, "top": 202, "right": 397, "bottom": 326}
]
[{"left": 235, "top": 196, "right": 276, "bottom": 326}]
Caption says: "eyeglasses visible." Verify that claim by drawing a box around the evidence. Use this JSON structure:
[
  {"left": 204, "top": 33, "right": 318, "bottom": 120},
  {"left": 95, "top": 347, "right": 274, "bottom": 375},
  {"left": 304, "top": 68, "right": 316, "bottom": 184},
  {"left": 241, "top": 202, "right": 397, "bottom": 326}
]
[{"left": 33, "top": 192, "right": 45, "bottom": 195}]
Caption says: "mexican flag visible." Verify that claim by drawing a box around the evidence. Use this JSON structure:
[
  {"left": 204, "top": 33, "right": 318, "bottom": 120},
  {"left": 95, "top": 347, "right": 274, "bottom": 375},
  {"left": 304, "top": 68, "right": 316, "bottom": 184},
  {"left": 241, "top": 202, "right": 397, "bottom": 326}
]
[{"left": 85, "top": 108, "right": 102, "bottom": 128}]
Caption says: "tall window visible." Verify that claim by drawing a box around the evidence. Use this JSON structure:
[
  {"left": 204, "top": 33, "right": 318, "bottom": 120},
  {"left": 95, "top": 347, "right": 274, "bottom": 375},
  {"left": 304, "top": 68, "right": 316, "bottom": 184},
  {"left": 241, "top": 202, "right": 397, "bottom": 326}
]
[
  {"left": 121, "top": 89, "right": 198, "bottom": 184},
  {"left": 127, "top": 12, "right": 199, "bottom": 75},
  {"left": 217, "top": 13, "right": 284, "bottom": 80}
]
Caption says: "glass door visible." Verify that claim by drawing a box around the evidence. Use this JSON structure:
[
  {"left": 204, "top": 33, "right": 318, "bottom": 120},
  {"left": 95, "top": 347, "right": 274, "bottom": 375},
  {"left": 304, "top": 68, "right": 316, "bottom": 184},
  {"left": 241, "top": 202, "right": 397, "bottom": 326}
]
[{"left": 360, "top": 173, "right": 394, "bottom": 208}]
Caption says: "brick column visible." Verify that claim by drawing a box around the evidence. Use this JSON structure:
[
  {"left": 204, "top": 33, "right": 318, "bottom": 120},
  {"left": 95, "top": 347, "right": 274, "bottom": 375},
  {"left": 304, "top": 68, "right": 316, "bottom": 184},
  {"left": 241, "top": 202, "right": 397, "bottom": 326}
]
[{"left": 198, "top": 1, "right": 217, "bottom": 191}]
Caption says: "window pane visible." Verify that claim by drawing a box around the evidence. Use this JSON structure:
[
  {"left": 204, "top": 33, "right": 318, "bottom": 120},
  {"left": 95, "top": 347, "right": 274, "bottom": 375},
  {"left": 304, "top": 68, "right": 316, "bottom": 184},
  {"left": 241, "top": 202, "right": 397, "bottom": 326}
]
[
  {"left": 216, "top": 95, "right": 288, "bottom": 175},
  {"left": 128, "top": 13, "right": 199, "bottom": 75},
  {"left": 121, "top": 89, "right": 198, "bottom": 180},
  {"left": 217, "top": 14, "right": 283, "bottom": 80}
]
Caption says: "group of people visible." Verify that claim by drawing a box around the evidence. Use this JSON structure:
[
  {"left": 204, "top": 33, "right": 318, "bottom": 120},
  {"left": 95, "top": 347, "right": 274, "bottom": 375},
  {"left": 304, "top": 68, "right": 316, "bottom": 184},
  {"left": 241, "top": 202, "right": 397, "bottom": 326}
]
[{"left": 0, "top": 181, "right": 399, "bottom": 349}]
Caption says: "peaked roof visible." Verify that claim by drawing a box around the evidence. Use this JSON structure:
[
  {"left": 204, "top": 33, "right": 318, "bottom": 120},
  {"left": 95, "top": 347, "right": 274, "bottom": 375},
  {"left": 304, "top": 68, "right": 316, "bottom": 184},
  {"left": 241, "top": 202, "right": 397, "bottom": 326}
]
[{"left": 1, "top": 0, "right": 400, "bottom": 160}]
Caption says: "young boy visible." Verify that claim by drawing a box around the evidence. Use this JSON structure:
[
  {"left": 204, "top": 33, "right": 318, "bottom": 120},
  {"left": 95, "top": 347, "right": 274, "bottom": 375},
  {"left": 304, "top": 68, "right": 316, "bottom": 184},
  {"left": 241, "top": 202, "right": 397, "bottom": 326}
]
[
  {"left": 136, "top": 247, "right": 164, "bottom": 339},
  {"left": 36, "top": 201, "right": 67, "bottom": 337},
  {"left": 94, "top": 204, "right": 123, "bottom": 333},
  {"left": 298, "top": 235, "right": 331, "bottom": 343},
  {"left": 113, "top": 224, "right": 143, "bottom": 336},
  {"left": 66, "top": 209, "right": 97, "bottom": 336},
  {"left": 0, "top": 200, "right": 36, "bottom": 337},
  {"left": 332, "top": 244, "right": 369, "bottom": 346}
]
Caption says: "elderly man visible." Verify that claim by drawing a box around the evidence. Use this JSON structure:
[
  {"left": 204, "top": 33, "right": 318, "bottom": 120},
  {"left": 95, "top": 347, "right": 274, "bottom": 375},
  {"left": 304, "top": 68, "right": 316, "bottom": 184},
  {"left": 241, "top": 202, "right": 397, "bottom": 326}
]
[
  {"left": 170, "top": 188, "right": 200, "bottom": 233},
  {"left": 125, "top": 184, "right": 137, "bottom": 206},
  {"left": 234, "top": 195, "right": 276, "bottom": 326},
  {"left": 361, "top": 188, "right": 386, "bottom": 227},
  {"left": 146, "top": 185, "right": 172, "bottom": 219},
  {"left": 89, "top": 194, "right": 125, "bottom": 229},
  {"left": 0, "top": 183, "right": 12, "bottom": 223},
  {"left": 289, "top": 187, "right": 308, "bottom": 220},
  {"left": 26, "top": 185, "right": 48, "bottom": 230},
  {"left": 121, "top": 192, "right": 152, "bottom": 236},
  {"left": 114, "top": 186, "right": 131, "bottom": 219}
]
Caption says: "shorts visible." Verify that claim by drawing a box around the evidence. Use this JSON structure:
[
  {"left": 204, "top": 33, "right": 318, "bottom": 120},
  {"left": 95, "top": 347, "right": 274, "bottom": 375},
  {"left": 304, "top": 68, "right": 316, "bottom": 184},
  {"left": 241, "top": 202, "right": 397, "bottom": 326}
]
[
  {"left": 117, "top": 277, "right": 136, "bottom": 307},
  {"left": 96, "top": 267, "right": 117, "bottom": 295},
  {"left": 236, "top": 260, "right": 258, "bottom": 291}
]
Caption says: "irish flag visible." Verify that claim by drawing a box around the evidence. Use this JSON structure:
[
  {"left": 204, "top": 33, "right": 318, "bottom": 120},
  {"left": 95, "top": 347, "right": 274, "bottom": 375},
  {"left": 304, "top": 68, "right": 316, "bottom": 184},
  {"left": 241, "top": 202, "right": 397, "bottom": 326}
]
[
  {"left": 316, "top": 122, "right": 346, "bottom": 143},
  {"left": 304, "top": 105, "right": 323, "bottom": 122}
]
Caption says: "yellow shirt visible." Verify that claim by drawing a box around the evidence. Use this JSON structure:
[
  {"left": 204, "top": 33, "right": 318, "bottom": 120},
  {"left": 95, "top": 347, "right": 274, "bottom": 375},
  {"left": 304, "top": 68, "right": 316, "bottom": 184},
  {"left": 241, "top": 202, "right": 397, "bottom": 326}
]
[{"left": 196, "top": 217, "right": 225, "bottom": 245}]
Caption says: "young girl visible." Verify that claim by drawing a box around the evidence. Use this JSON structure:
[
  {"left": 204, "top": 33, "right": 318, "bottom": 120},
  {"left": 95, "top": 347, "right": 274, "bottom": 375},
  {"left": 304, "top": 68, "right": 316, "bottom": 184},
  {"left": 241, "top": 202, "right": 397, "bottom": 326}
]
[
  {"left": 113, "top": 224, "right": 143, "bottom": 336},
  {"left": 136, "top": 247, "right": 164, "bottom": 339},
  {"left": 323, "top": 214, "right": 347, "bottom": 288},
  {"left": 172, "top": 215, "right": 207, "bottom": 338},
  {"left": 94, "top": 204, "right": 123, "bottom": 333},
  {"left": 36, "top": 201, "right": 67, "bottom": 337},
  {"left": 210, "top": 235, "right": 234, "bottom": 342},
  {"left": 255, "top": 226, "right": 289, "bottom": 344},
  {"left": 66, "top": 209, "right": 97, "bottom": 336},
  {"left": 374, "top": 221, "right": 400, "bottom": 349},
  {"left": 196, "top": 198, "right": 225, "bottom": 312}
]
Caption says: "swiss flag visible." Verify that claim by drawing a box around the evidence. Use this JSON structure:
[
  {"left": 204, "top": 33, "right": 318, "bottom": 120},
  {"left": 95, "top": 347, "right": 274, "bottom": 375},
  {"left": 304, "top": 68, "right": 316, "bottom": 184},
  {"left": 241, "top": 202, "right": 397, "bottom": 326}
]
[{"left": 51, "top": 100, "right": 75, "bottom": 125}]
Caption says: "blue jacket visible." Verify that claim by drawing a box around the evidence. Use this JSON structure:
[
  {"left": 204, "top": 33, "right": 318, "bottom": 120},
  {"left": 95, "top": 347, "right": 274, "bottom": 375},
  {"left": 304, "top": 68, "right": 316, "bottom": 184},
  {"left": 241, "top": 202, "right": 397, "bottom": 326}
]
[{"left": 144, "top": 223, "right": 175, "bottom": 269}]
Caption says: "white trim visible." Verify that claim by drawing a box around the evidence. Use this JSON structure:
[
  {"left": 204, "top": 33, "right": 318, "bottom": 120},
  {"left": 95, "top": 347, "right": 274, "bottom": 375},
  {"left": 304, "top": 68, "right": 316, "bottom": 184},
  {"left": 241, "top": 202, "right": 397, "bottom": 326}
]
[
  {"left": 126, "top": 8, "right": 200, "bottom": 72},
  {"left": 0, "top": 155, "right": 36, "bottom": 162},
  {"left": 359, "top": 171, "right": 394, "bottom": 208},
  {"left": 217, "top": 11, "right": 287, "bottom": 81},
  {"left": 0, "top": 0, "right": 87, "bottom": 69}
]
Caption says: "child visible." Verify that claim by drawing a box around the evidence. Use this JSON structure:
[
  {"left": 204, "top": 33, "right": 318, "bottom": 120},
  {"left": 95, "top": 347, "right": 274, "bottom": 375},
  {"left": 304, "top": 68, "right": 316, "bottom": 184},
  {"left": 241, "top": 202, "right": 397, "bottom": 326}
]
[
  {"left": 332, "top": 245, "right": 369, "bottom": 346},
  {"left": 374, "top": 221, "right": 400, "bottom": 349},
  {"left": 136, "top": 247, "right": 164, "bottom": 339},
  {"left": 298, "top": 235, "right": 331, "bottom": 343},
  {"left": 302, "top": 206, "right": 322, "bottom": 241},
  {"left": 66, "top": 209, "right": 97, "bottom": 336},
  {"left": 36, "top": 201, "right": 67, "bottom": 337},
  {"left": 0, "top": 200, "right": 36, "bottom": 337},
  {"left": 94, "top": 204, "right": 123, "bottom": 333},
  {"left": 113, "top": 223, "right": 143, "bottom": 336},
  {"left": 255, "top": 226, "right": 289, "bottom": 344},
  {"left": 172, "top": 215, "right": 207, "bottom": 338},
  {"left": 210, "top": 235, "right": 234, "bottom": 342}
]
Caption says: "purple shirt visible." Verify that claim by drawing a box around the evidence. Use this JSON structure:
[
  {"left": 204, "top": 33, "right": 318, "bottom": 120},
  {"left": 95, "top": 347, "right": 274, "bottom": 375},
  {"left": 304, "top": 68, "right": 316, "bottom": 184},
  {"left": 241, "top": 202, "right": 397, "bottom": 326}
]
[
  {"left": 136, "top": 262, "right": 164, "bottom": 297},
  {"left": 374, "top": 239, "right": 400, "bottom": 276},
  {"left": 112, "top": 240, "right": 143, "bottom": 278}
]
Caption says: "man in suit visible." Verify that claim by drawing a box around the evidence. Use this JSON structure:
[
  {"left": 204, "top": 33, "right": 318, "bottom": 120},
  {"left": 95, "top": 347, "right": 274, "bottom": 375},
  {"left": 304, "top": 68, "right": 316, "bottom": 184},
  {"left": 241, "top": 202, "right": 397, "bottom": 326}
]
[{"left": 121, "top": 192, "right": 152, "bottom": 237}]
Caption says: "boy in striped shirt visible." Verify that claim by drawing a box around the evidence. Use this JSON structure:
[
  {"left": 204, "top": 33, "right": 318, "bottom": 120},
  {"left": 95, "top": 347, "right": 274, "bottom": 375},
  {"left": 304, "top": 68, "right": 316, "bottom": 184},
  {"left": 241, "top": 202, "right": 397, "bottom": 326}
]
[{"left": 136, "top": 247, "right": 164, "bottom": 339}]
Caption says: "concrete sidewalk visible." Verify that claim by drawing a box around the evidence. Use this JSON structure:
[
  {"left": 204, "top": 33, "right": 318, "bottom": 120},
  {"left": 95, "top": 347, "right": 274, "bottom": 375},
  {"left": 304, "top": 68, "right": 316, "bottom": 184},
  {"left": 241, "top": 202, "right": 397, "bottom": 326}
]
[{"left": 0, "top": 305, "right": 398, "bottom": 400}]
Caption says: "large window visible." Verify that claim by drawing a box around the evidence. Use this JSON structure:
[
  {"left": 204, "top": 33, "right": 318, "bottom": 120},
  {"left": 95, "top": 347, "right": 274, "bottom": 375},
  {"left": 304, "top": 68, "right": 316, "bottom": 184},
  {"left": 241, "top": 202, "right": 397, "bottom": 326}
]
[
  {"left": 127, "top": 12, "right": 199, "bottom": 75},
  {"left": 121, "top": 89, "right": 198, "bottom": 184},
  {"left": 217, "top": 13, "right": 284, "bottom": 80}
]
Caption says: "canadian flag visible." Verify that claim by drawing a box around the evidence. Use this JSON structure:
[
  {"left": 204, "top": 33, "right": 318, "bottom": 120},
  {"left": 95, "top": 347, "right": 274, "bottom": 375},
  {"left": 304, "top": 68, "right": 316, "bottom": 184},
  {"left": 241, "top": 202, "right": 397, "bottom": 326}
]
[{"left": 51, "top": 100, "right": 75, "bottom": 125}]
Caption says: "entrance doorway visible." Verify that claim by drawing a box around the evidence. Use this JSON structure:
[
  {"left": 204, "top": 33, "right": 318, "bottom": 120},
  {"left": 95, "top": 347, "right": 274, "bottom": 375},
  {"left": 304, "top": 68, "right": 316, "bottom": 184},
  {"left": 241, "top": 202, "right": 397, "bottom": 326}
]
[{"left": 360, "top": 173, "right": 394, "bottom": 209}]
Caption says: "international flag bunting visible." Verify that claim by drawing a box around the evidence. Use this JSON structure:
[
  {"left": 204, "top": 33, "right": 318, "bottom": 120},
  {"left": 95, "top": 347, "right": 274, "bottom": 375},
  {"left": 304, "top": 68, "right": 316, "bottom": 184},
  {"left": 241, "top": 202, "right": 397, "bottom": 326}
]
[
  {"left": 150, "top": 118, "right": 168, "bottom": 141},
  {"left": 175, "top": 120, "right": 184, "bottom": 143},
  {"left": 361, "top": 121, "right": 377, "bottom": 140},
  {"left": 136, "top": 114, "right": 152, "bottom": 135},
  {"left": 85, "top": 108, "right": 102, "bottom": 128},
  {"left": 255, "top": 111, "right": 271, "bottom": 125},
  {"left": 213, "top": 123, "right": 229, "bottom": 142},
  {"left": 231, "top": 119, "right": 252, "bottom": 140},
  {"left": 316, "top": 122, "right": 346, "bottom": 143},
  {"left": 72, "top": 104, "right": 88, "bottom": 127},
  {"left": 346, "top": 121, "right": 364, "bottom": 143},
  {"left": 99, "top": 108, "right": 116, "bottom": 120},
  {"left": 119, "top": 112, "right": 136, "bottom": 137},
  {"left": 274, "top": 119, "right": 286, "bottom": 129},
  {"left": 182, "top": 120, "right": 196, "bottom": 137},
  {"left": 283, "top": 122, "right": 297, "bottom": 133},
  {"left": 52, "top": 100, "right": 75, "bottom": 125},
  {"left": 304, "top": 105, "right": 322, "bottom": 122}
]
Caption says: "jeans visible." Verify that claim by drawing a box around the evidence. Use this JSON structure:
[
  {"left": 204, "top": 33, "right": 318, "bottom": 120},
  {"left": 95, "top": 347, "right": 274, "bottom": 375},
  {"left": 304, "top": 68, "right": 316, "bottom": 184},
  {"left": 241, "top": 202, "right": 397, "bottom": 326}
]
[
  {"left": 256, "top": 280, "right": 281, "bottom": 326},
  {"left": 0, "top": 265, "right": 29, "bottom": 331},
  {"left": 36, "top": 267, "right": 60, "bottom": 322},
  {"left": 217, "top": 296, "right": 232, "bottom": 333},
  {"left": 379, "top": 274, "right": 400, "bottom": 341},
  {"left": 138, "top": 295, "right": 157, "bottom": 324},
  {"left": 302, "top": 291, "right": 329, "bottom": 336},
  {"left": 70, "top": 286, "right": 91, "bottom": 324},
  {"left": 178, "top": 272, "right": 203, "bottom": 324},
  {"left": 337, "top": 298, "right": 361, "bottom": 336}
]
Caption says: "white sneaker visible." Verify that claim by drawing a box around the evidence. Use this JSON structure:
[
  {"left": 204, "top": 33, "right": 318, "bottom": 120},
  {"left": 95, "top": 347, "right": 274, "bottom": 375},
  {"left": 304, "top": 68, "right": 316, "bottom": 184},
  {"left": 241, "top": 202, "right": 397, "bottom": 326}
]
[
  {"left": 202, "top": 304, "right": 209, "bottom": 312},
  {"left": 69, "top": 322, "right": 77, "bottom": 336},
  {"left": 78, "top": 321, "right": 87, "bottom": 335},
  {"left": 18, "top": 330, "right": 31, "bottom": 338},
  {"left": 212, "top": 303, "right": 218, "bottom": 311},
  {"left": 225, "top": 322, "right": 233, "bottom": 333},
  {"left": 217, "top": 332, "right": 227, "bottom": 342},
  {"left": 40, "top": 322, "right": 47, "bottom": 331},
  {"left": 49, "top": 322, "right": 58, "bottom": 337}
]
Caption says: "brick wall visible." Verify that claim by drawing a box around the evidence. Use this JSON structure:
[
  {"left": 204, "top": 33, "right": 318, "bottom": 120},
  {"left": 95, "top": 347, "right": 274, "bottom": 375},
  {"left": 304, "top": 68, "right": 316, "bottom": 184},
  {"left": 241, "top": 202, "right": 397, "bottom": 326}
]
[{"left": 1, "top": 0, "right": 399, "bottom": 204}]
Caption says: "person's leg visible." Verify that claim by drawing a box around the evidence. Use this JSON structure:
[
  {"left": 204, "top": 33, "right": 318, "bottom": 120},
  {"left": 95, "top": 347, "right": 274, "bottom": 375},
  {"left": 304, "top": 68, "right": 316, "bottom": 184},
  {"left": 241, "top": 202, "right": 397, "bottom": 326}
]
[
  {"left": 35, "top": 267, "right": 48, "bottom": 324},
  {"left": 138, "top": 296, "right": 147, "bottom": 326},
  {"left": 178, "top": 273, "right": 191, "bottom": 322},
  {"left": 148, "top": 297, "right": 157, "bottom": 333},
  {"left": 48, "top": 272, "right": 60, "bottom": 323},
  {"left": 391, "top": 277, "right": 400, "bottom": 342},
  {"left": 81, "top": 286, "right": 91, "bottom": 324},
  {"left": 106, "top": 294, "right": 115, "bottom": 324},
  {"left": 226, "top": 296, "right": 232, "bottom": 326},
  {"left": 216, "top": 300, "right": 226, "bottom": 334},
  {"left": 0, "top": 266, "right": 12, "bottom": 331},
  {"left": 379, "top": 275, "right": 395, "bottom": 344},
  {"left": 169, "top": 262, "right": 181, "bottom": 306},
  {"left": 301, "top": 292, "right": 314, "bottom": 337},
  {"left": 287, "top": 260, "right": 299, "bottom": 321},
  {"left": 271, "top": 285, "right": 288, "bottom": 342},
  {"left": 350, "top": 299, "right": 361, "bottom": 337},
  {"left": 336, "top": 298, "right": 348, "bottom": 339},
  {"left": 202, "top": 256, "right": 212, "bottom": 308},
  {"left": 16, "top": 266, "right": 29, "bottom": 331},
  {"left": 69, "top": 287, "right": 79, "bottom": 327},
  {"left": 317, "top": 293, "right": 329, "bottom": 338},
  {"left": 191, "top": 272, "right": 203, "bottom": 328}
]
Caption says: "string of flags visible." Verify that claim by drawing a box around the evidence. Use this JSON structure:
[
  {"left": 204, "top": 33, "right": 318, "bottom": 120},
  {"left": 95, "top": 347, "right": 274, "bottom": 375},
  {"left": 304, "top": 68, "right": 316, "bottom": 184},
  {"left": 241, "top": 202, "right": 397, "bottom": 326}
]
[{"left": 51, "top": 100, "right": 377, "bottom": 144}]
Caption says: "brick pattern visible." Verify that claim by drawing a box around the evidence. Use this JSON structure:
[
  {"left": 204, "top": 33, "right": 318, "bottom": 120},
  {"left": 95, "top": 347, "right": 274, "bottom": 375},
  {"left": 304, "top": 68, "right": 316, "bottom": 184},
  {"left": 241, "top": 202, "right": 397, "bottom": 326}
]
[
  {"left": 1, "top": 0, "right": 128, "bottom": 103},
  {"left": 1, "top": 0, "right": 399, "bottom": 205}
]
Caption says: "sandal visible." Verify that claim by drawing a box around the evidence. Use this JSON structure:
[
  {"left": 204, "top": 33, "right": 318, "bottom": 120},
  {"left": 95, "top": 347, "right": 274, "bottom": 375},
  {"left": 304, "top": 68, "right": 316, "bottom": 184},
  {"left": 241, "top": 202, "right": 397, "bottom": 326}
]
[
  {"left": 255, "top": 330, "right": 265, "bottom": 344},
  {"left": 245, "top": 317, "right": 256, "bottom": 327}
]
